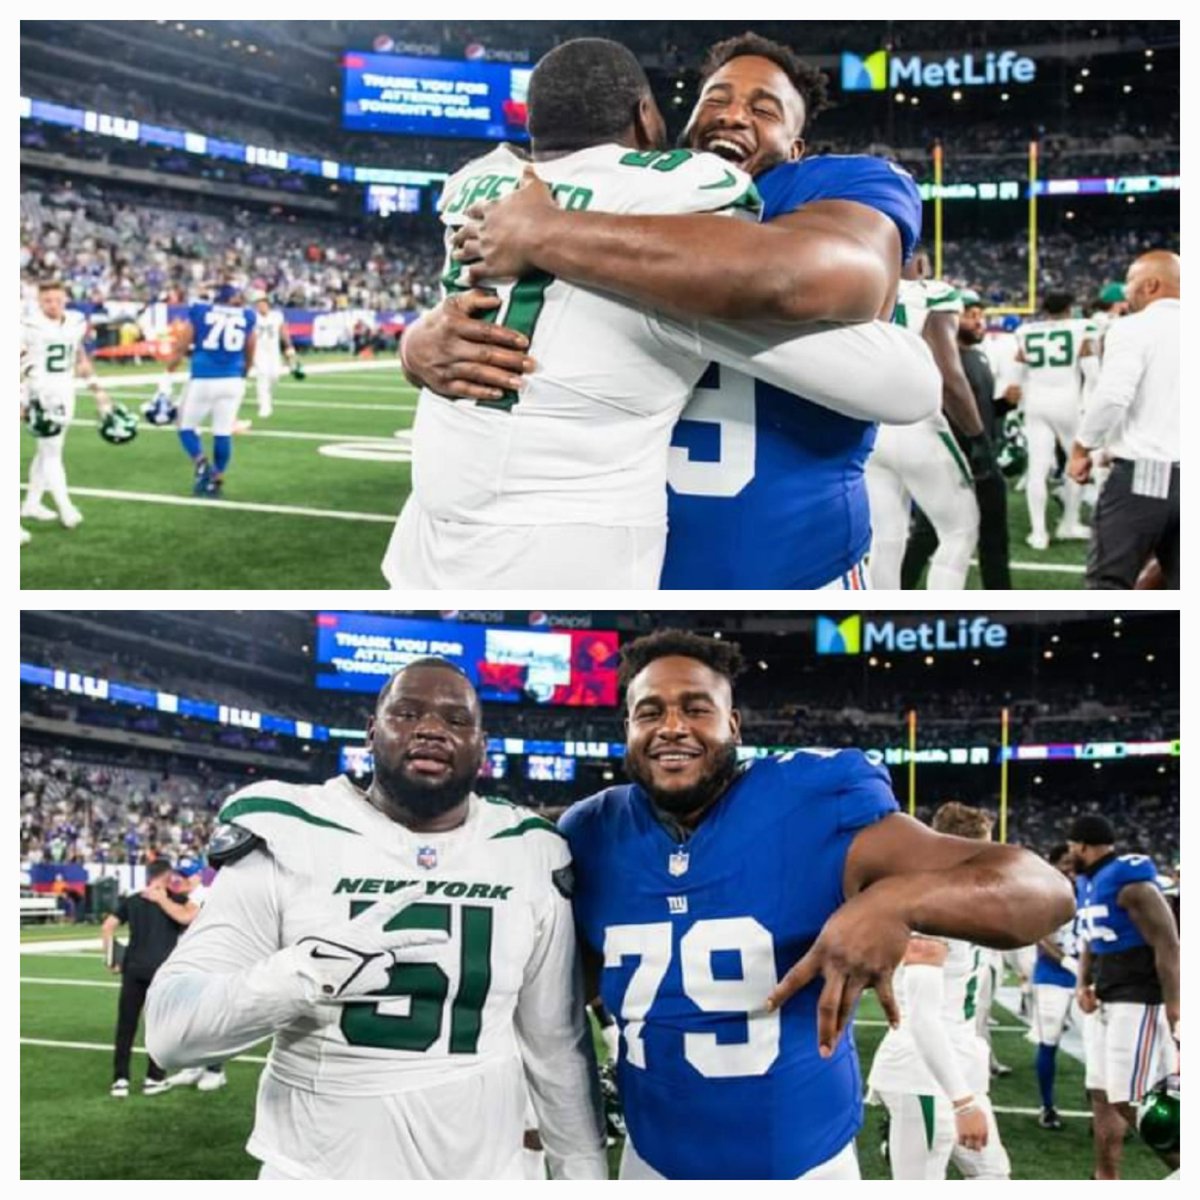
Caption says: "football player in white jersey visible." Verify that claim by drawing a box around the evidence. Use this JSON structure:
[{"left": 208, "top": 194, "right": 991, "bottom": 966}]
[
  {"left": 865, "top": 253, "right": 982, "bottom": 589},
  {"left": 250, "top": 293, "right": 295, "bottom": 419},
  {"left": 386, "top": 38, "right": 938, "bottom": 589},
  {"left": 867, "top": 802, "right": 1011, "bottom": 1179},
  {"left": 1015, "top": 293, "right": 1098, "bottom": 549},
  {"left": 20, "top": 280, "right": 115, "bottom": 531},
  {"left": 146, "top": 659, "right": 607, "bottom": 1180}
]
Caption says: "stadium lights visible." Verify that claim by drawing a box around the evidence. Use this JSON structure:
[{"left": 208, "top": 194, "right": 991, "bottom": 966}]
[
  {"left": 972, "top": 658, "right": 981, "bottom": 666},
  {"left": 1145, "top": 48, "right": 1154, "bottom": 57},
  {"left": 869, "top": 656, "right": 879, "bottom": 667},
  {"left": 1113, "top": 630, "right": 1122, "bottom": 639},
  {"left": 895, "top": 91, "right": 906, "bottom": 101},
  {"left": 1145, "top": 63, "right": 1154, "bottom": 72},
  {"left": 951, "top": 90, "right": 963, "bottom": 101},
  {"left": 675, "top": 79, "right": 685, "bottom": 89},
  {"left": 1051, "top": 634, "right": 1061, "bottom": 643},
  {"left": 1033, "top": 776, "right": 1043, "bottom": 785},
  {"left": 1043, "top": 650, "right": 1054, "bottom": 659},
  {"left": 923, "top": 655, "right": 934, "bottom": 665},
  {"left": 1074, "top": 83, "right": 1085, "bottom": 93},
  {"left": 1081, "top": 67, "right": 1091, "bottom": 77},
  {"left": 757, "top": 660, "right": 769, "bottom": 671},
  {"left": 1147, "top": 653, "right": 1156, "bottom": 663},
  {"left": 1066, "top": 211, "right": 1076, "bottom": 220},
  {"left": 1000, "top": 92, "right": 1010, "bottom": 101},
  {"left": 1092, "top": 651, "right": 1101, "bottom": 659},
  {"left": 1123, "top": 84, "right": 1133, "bottom": 93}
]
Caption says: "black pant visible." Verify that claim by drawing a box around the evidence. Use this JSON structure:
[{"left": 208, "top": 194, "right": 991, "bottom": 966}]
[
  {"left": 902, "top": 470, "right": 1012, "bottom": 590},
  {"left": 113, "top": 966, "right": 164, "bottom": 1082},
  {"left": 1087, "top": 460, "right": 1180, "bottom": 589}
]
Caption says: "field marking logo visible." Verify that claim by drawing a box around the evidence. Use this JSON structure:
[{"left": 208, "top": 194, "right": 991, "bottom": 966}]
[
  {"left": 816, "top": 614, "right": 862, "bottom": 656},
  {"left": 841, "top": 50, "right": 888, "bottom": 92}
]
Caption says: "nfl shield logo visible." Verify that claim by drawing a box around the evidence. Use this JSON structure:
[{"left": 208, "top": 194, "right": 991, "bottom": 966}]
[
  {"left": 668, "top": 850, "right": 689, "bottom": 877},
  {"left": 417, "top": 846, "right": 437, "bottom": 870}
]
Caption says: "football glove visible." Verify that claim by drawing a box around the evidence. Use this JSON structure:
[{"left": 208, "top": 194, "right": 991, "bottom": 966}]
[
  {"left": 962, "top": 431, "right": 998, "bottom": 484},
  {"left": 285, "top": 885, "right": 449, "bottom": 1002},
  {"left": 598, "top": 1060, "right": 627, "bottom": 1141},
  {"left": 141, "top": 389, "right": 179, "bottom": 427},
  {"left": 25, "top": 396, "right": 63, "bottom": 438},
  {"left": 996, "top": 411, "right": 1028, "bottom": 479},
  {"left": 98, "top": 403, "right": 139, "bottom": 445}
]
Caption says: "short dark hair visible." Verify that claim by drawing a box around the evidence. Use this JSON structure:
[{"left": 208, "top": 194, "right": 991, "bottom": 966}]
[
  {"left": 1068, "top": 813, "right": 1115, "bottom": 846},
  {"left": 146, "top": 859, "right": 173, "bottom": 880},
  {"left": 1043, "top": 292, "right": 1074, "bottom": 316},
  {"left": 618, "top": 629, "right": 745, "bottom": 697},
  {"left": 377, "top": 657, "right": 471, "bottom": 708},
  {"left": 528, "top": 38, "right": 651, "bottom": 154},
  {"left": 38, "top": 279, "right": 66, "bottom": 293},
  {"left": 700, "top": 32, "right": 830, "bottom": 133},
  {"left": 1047, "top": 841, "right": 1071, "bottom": 863}
]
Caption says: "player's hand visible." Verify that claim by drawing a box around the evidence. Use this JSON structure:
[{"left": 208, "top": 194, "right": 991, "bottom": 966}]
[
  {"left": 1076, "top": 983, "right": 1098, "bottom": 1014},
  {"left": 1167, "top": 1001, "right": 1180, "bottom": 1040},
  {"left": 1067, "top": 442, "right": 1093, "bottom": 484},
  {"left": 766, "top": 886, "right": 907, "bottom": 1057},
  {"left": 452, "top": 165, "right": 558, "bottom": 283},
  {"left": 954, "top": 1102, "right": 989, "bottom": 1151},
  {"left": 964, "top": 432, "right": 998, "bottom": 483},
  {"left": 401, "top": 292, "right": 535, "bottom": 401},
  {"left": 94, "top": 388, "right": 112, "bottom": 413},
  {"left": 291, "top": 884, "right": 450, "bottom": 1002},
  {"left": 1002, "top": 384, "right": 1022, "bottom": 406}
]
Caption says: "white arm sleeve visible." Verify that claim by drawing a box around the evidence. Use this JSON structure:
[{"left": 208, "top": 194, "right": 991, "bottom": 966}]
[
  {"left": 145, "top": 850, "right": 312, "bottom": 1071},
  {"left": 1079, "top": 352, "right": 1101, "bottom": 396},
  {"left": 1076, "top": 323, "right": 1146, "bottom": 449},
  {"left": 649, "top": 314, "right": 941, "bottom": 425},
  {"left": 903, "top": 964, "right": 972, "bottom": 1102},
  {"left": 514, "top": 880, "right": 608, "bottom": 1180}
]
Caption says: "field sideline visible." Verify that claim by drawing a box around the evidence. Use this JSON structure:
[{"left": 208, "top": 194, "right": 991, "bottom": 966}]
[
  {"left": 20, "top": 939, "right": 1169, "bottom": 1179},
  {"left": 20, "top": 358, "right": 1092, "bottom": 589}
]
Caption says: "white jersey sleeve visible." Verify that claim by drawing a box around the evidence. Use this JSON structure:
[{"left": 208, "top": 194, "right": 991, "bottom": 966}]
[
  {"left": 648, "top": 314, "right": 940, "bottom": 425},
  {"left": 514, "top": 843, "right": 607, "bottom": 1179}
]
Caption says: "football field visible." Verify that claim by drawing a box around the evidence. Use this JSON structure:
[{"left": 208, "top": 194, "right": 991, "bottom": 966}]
[
  {"left": 21, "top": 931, "right": 1171, "bottom": 1179},
  {"left": 19, "top": 358, "right": 1091, "bottom": 590}
]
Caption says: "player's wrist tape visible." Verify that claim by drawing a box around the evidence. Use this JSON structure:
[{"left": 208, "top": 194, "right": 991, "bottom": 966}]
[{"left": 953, "top": 1100, "right": 980, "bottom": 1117}]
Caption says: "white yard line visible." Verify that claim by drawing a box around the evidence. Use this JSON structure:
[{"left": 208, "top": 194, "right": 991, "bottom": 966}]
[
  {"left": 63, "top": 419, "right": 400, "bottom": 444},
  {"left": 20, "top": 484, "right": 396, "bottom": 523},
  {"left": 19, "top": 938, "right": 104, "bottom": 954},
  {"left": 20, "top": 1036, "right": 268, "bottom": 1064},
  {"left": 21, "top": 977, "right": 118, "bottom": 988}
]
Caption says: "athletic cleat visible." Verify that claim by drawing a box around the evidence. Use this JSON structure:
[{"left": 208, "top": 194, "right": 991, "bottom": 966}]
[
  {"left": 110, "top": 1078, "right": 129, "bottom": 1098},
  {"left": 197, "top": 1068, "right": 227, "bottom": 1092},
  {"left": 990, "top": 1058, "right": 1013, "bottom": 1078},
  {"left": 20, "top": 501, "right": 57, "bottom": 522},
  {"left": 142, "top": 1077, "right": 171, "bottom": 1096},
  {"left": 1038, "top": 1107, "right": 1064, "bottom": 1130},
  {"left": 1056, "top": 522, "right": 1091, "bottom": 541},
  {"left": 59, "top": 506, "right": 84, "bottom": 530},
  {"left": 192, "top": 461, "right": 213, "bottom": 496},
  {"left": 1025, "top": 531, "right": 1050, "bottom": 551},
  {"left": 166, "top": 1067, "right": 206, "bottom": 1088}
]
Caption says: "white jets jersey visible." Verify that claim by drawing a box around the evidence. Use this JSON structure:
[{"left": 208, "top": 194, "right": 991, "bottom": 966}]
[
  {"left": 414, "top": 142, "right": 760, "bottom": 526},
  {"left": 867, "top": 936, "right": 991, "bottom": 1099},
  {"left": 150, "top": 775, "right": 604, "bottom": 1178},
  {"left": 254, "top": 309, "right": 285, "bottom": 365},
  {"left": 21, "top": 310, "right": 87, "bottom": 392},
  {"left": 1018, "top": 317, "right": 1096, "bottom": 398},
  {"left": 894, "top": 277, "right": 964, "bottom": 340}
]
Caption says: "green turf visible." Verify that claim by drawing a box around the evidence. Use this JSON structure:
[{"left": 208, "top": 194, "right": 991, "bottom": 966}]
[
  {"left": 22, "top": 951, "right": 1168, "bottom": 1179},
  {"left": 20, "top": 361, "right": 1089, "bottom": 589},
  {"left": 20, "top": 922, "right": 105, "bottom": 943}
]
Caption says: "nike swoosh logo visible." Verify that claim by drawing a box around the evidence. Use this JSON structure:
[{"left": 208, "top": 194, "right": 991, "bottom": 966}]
[
  {"left": 309, "top": 947, "right": 356, "bottom": 961},
  {"left": 699, "top": 170, "right": 738, "bottom": 190}
]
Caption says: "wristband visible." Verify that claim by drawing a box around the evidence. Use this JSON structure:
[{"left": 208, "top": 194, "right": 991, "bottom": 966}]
[{"left": 953, "top": 1101, "right": 980, "bottom": 1117}]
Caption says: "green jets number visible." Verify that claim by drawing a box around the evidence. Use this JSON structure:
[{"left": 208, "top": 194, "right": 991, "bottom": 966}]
[
  {"left": 1024, "top": 330, "right": 1074, "bottom": 369},
  {"left": 45, "top": 344, "right": 71, "bottom": 373},
  {"left": 619, "top": 149, "right": 693, "bottom": 172},
  {"left": 339, "top": 901, "right": 494, "bottom": 1054}
]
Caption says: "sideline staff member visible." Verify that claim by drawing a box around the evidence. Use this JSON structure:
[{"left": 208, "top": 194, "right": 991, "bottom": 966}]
[
  {"left": 102, "top": 859, "right": 198, "bottom": 1097},
  {"left": 1068, "top": 251, "right": 1180, "bottom": 589}
]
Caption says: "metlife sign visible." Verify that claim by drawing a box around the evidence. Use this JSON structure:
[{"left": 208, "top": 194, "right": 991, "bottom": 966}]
[
  {"left": 841, "top": 48, "right": 1037, "bottom": 92},
  {"left": 816, "top": 614, "right": 1009, "bottom": 656}
]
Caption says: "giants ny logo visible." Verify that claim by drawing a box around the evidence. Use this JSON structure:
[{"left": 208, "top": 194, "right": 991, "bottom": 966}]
[
  {"left": 815, "top": 614, "right": 862, "bottom": 656},
  {"left": 841, "top": 50, "right": 888, "bottom": 92}
]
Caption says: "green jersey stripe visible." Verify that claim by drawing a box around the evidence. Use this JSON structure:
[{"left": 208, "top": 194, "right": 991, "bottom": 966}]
[
  {"left": 220, "top": 797, "right": 360, "bottom": 834},
  {"left": 489, "top": 816, "right": 565, "bottom": 841},
  {"left": 938, "top": 431, "right": 974, "bottom": 488}
]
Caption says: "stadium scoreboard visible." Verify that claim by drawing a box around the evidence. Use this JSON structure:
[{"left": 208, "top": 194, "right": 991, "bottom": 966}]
[{"left": 341, "top": 51, "right": 531, "bottom": 140}]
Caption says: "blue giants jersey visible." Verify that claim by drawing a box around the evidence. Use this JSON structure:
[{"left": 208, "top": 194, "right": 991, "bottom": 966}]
[
  {"left": 1033, "top": 914, "right": 1079, "bottom": 987},
  {"left": 560, "top": 749, "right": 898, "bottom": 1178},
  {"left": 661, "top": 155, "right": 922, "bottom": 590},
  {"left": 1077, "top": 852, "right": 1158, "bottom": 955},
  {"left": 188, "top": 303, "right": 256, "bottom": 379}
]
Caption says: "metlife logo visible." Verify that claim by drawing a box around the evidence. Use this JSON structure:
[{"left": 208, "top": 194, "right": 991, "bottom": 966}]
[
  {"left": 841, "top": 48, "right": 1037, "bottom": 92},
  {"left": 816, "top": 615, "right": 1009, "bottom": 655}
]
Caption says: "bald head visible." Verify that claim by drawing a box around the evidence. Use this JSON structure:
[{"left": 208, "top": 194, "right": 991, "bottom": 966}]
[{"left": 1126, "top": 250, "right": 1180, "bottom": 313}]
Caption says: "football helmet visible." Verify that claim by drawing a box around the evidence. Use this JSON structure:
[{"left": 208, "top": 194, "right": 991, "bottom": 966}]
[
  {"left": 1137, "top": 1073, "right": 1179, "bottom": 1155},
  {"left": 25, "top": 396, "right": 63, "bottom": 438},
  {"left": 98, "top": 403, "right": 139, "bottom": 445}
]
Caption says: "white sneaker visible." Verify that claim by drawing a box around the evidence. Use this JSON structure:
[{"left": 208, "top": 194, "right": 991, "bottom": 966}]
[
  {"left": 166, "top": 1067, "right": 206, "bottom": 1088},
  {"left": 142, "top": 1078, "right": 171, "bottom": 1096},
  {"left": 257, "top": 405, "right": 272, "bottom": 419},
  {"left": 197, "top": 1069, "right": 227, "bottom": 1092},
  {"left": 59, "top": 506, "right": 84, "bottom": 529},
  {"left": 1026, "top": 531, "right": 1050, "bottom": 551},
  {"left": 110, "top": 1078, "right": 129, "bottom": 1098},
  {"left": 21, "top": 501, "right": 57, "bottom": 521},
  {"left": 20, "top": 526, "right": 31, "bottom": 545},
  {"left": 1056, "top": 522, "right": 1091, "bottom": 541}
]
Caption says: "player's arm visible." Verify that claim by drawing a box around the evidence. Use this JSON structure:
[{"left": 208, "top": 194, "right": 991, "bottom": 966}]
[
  {"left": 243, "top": 327, "right": 256, "bottom": 377},
  {"left": 901, "top": 937, "right": 988, "bottom": 1150},
  {"left": 514, "top": 871, "right": 608, "bottom": 1180},
  {"left": 153, "top": 891, "right": 200, "bottom": 925},
  {"left": 75, "top": 344, "right": 113, "bottom": 415},
  {"left": 1036, "top": 935, "right": 1078, "bottom": 976},
  {"left": 650, "top": 312, "right": 940, "bottom": 424},
  {"left": 1119, "top": 881, "right": 1180, "bottom": 1034},
  {"left": 1069, "top": 323, "right": 1146, "bottom": 482},
  {"left": 457, "top": 189, "right": 900, "bottom": 323},
  {"left": 1075, "top": 938, "right": 1098, "bottom": 1013},
  {"left": 1079, "top": 336, "right": 1100, "bottom": 392},
  {"left": 100, "top": 910, "right": 123, "bottom": 974},
  {"left": 768, "top": 812, "right": 1074, "bottom": 1052},
  {"left": 923, "top": 310, "right": 985, "bottom": 438},
  {"left": 163, "top": 320, "right": 194, "bottom": 373}
]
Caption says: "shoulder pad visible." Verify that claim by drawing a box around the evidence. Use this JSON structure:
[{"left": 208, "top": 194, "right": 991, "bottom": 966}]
[{"left": 207, "top": 822, "right": 264, "bottom": 869}]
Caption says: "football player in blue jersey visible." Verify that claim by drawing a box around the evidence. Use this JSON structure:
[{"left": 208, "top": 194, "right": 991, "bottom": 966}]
[
  {"left": 558, "top": 630, "right": 1073, "bottom": 1178},
  {"left": 164, "top": 282, "right": 257, "bottom": 497},
  {"left": 1030, "top": 843, "right": 1081, "bottom": 1130},
  {"left": 1068, "top": 814, "right": 1179, "bottom": 1179},
  {"left": 404, "top": 33, "right": 939, "bottom": 589}
]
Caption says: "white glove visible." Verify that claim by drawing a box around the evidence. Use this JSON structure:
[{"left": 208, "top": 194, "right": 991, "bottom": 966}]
[
  {"left": 1060, "top": 955, "right": 1080, "bottom": 978},
  {"left": 285, "top": 885, "right": 449, "bottom": 1002}
]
